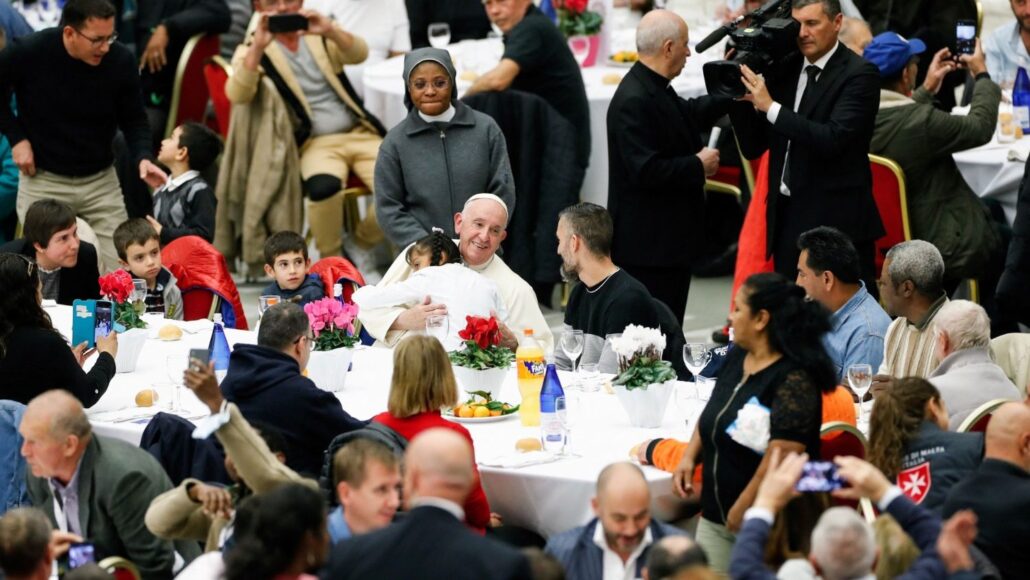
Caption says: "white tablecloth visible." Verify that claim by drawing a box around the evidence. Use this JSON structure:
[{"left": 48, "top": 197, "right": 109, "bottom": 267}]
[
  {"left": 46, "top": 305, "right": 701, "bottom": 537},
  {"left": 953, "top": 136, "right": 1028, "bottom": 225},
  {"left": 362, "top": 36, "right": 719, "bottom": 207}
]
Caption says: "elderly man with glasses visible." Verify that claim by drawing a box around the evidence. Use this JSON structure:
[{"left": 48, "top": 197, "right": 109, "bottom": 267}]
[
  {"left": 0, "top": 0, "right": 167, "bottom": 274},
  {"left": 220, "top": 302, "right": 368, "bottom": 476}
]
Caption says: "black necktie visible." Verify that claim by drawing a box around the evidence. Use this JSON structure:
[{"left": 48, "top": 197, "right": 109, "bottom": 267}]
[{"left": 783, "top": 65, "right": 822, "bottom": 192}]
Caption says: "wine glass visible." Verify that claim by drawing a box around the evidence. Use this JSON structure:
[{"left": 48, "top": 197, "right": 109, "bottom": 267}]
[
  {"left": 568, "top": 35, "right": 590, "bottom": 67},
  {"left": 561, "top": 329, "right": 584, "bottom": 373},
  {"left": 165, "top": 354, "right": 185, "bottom": 413},
  {"left": 847, "top": 363, "right": 873, "bottom": 425},
  {"left": 425, "top": 314, "right": 448, "bottom": 344},
  {"left": 428, "top": 22, "right": 451, "bottom": 49},
  {"left": 682, "top": 343, "right": 712, "bottom": 382},
  {"left": 555, "top": 394, "right": 580, "bottom": 456},
  {"left": 674, "top": 382, "right": 699, "bottom": 435}
]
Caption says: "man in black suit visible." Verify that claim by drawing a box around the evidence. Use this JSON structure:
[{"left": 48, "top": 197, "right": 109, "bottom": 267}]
[
  {"left": 321, "top": 428, "right": 531, "bottom": 580},
  {"left": 943, "top": 402, "right": 1030, "bottom": 580},
  {"left": 732, "top": 0, "right": 883, "bottom": 290},
  {"left": 607, "top": 9, "right": 725, "bottom": 320}
]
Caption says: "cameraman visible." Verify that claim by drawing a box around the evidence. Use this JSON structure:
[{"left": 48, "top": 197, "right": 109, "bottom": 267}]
[{"left": 730, "top": 0, "right": 882, "bottom": 295}]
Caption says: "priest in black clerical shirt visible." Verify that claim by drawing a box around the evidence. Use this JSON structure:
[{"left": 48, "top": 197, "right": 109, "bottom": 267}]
[{"left": 607, "top": 9, "right": 731, "bottom": 321}]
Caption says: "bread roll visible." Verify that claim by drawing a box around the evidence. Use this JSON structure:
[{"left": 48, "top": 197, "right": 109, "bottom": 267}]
[
  {"left": 602, "top": 73, "right": 623, "bottom": 85},
  {"left": 515, "top": 437, "right": 542, "bottom": 453},
  {"left": 158, "top": 324, "right": 183, "bottom": 341},
  {"left": 135, "top": 389, "right": 159, "bottom": 407}
]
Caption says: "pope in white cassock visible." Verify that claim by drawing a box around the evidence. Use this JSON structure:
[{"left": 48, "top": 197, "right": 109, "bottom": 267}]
[{"left": 357, "top": 194, "right": 555, "bottom": 354}]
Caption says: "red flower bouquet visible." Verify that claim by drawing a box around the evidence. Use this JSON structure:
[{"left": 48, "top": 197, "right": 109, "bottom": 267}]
[
  {"left": 98, "top": 270, "right": 146, "bottom": 330},
  {"left": 554, "top": 0, "right": 603, "bottom": 37},
  {"left": 449, "top": 315, "right": 514, "bottom": 370}
]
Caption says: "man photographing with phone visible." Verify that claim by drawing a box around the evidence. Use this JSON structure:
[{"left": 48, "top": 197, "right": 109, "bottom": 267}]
[
  {"left": 728, "top": 449, "right": 979, "bottom": 579},
  {"left": 226, "top": 0, "right": 386, "bottom": 268}
]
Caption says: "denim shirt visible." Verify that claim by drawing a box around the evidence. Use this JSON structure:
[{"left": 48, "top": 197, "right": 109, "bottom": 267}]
[
  {"left": 823, "top": 282, "right": 891, "bottom": 383},
  {"left": 985, "top": 21, "right": 1030, "bottom": 86}
]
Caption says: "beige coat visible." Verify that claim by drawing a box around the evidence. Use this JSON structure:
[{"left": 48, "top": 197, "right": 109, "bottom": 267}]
[
  {"left": 214, "top": 74, "right": 303, "bottom": 272},
  {"left": 144, "top": 404, "right": 316, "bottom": 551}
]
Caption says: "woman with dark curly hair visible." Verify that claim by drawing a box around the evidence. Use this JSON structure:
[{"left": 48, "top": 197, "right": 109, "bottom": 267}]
[
  {"left": 0, "top": 252, "right": 117, "bottom": 406},
  {"left": 867, "top": 377, "right": 982, "bottom": 512},
  {"left": 665, "top": 273, "right": 837, "bottom": 573},
  {"left": 224, "top": 483, "right": 328, "bottom": 580}
]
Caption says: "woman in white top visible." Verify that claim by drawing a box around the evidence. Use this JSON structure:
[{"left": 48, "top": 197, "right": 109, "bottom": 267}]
[{"left": 352, "top": 230, "right": 507, "bottom": 351}]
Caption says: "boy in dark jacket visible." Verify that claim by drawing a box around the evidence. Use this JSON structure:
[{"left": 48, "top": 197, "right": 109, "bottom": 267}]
[
  {"left": 261, "top": 231, "right": 325, "bottom": 307},
  {"left": 148, "top": 122, "right": 222, "bottom": 244}
]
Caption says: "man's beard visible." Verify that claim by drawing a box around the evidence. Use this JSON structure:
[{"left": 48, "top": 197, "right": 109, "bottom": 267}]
[{"left": 560, "top": 262, "right": 579, "bottom": 284}]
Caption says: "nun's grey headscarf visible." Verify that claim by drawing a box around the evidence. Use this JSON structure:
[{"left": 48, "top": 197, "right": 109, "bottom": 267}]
[{"left": 402, "top": 47, "right": 458, "bottom": 112}]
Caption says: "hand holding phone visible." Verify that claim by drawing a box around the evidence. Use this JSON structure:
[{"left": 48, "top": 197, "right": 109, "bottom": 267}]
[
  {"left": 796, "top": 461, "right": 845, "bottom": 492},
  {"left": 956, "top": 20, "right": 976, "bottom": 56},
  {"left": 267, "top": 13, "right": 308, "bottom": 34}
]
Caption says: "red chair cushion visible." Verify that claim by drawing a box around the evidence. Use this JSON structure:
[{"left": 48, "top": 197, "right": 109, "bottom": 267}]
[
  {"left": 171, "top": 35, "right": 220, "bottom": 129},
  {"left": 870, "top": 161, "right": 906, "bottom": 278},
  {"left": 162, "top": 236, "right": 248, "bottom": 330},
  {"left": 203, "top": 60, "right": 231, "bottom": 138},
  {"left": 309, "top": 257, "right": 366, "bottom": 302}
]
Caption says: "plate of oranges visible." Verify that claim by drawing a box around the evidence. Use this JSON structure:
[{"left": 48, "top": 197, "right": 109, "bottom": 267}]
[{"left": 445, "top": 391, "right": 519, "bottom": 423}]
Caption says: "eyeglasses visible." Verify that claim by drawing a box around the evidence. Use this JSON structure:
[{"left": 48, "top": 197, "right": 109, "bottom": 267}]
[
  {"left": 410, "top": 78, "right": 451, "bottom": 91},
  {"left": 72, "top": 28, "right": 118, "bottom": 48},
  {"left": 294, "top": 332, "right": 316, "bottom": 351}
]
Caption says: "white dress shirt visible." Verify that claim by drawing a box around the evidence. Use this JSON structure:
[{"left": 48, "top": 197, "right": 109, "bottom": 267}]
[
  {"left": 767, "top": 41, "right": 841, "bottom": 196},
  {"left": 592, "top": 522, "right": 653, "bottom": 580}
]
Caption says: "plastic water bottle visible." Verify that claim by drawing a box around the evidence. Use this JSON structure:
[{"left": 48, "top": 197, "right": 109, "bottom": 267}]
[
  {"left": 1014, "top": 67, "right": 1030, "bottom": 132},
  {"left": 209, "top": 313, "right": 231, "bottom": 383},
  {"left": 539, "top": 363, "right": 565, "bottom": 453}
]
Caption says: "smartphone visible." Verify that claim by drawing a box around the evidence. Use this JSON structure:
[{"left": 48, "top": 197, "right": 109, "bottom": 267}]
[
  {"left": 267, "top": 13, "right": 308, "bottom": 33},
  {"left": 93, "top": 300, "right": 113, "bottom": 343},
  {"left": 189, "top": 348, "right": 211, "bottom": 371},
  {"left": 956, "top": 19, "right": 976, "bottom": 55},
  {"left": 795, "top": 461, "right": 845, "bottom": 492},
  {"left": 71, "top": 299, "right": 97, "bottom": 349},
  {"left": 57, "top": 542, "right": 95, "bottom": 577}
]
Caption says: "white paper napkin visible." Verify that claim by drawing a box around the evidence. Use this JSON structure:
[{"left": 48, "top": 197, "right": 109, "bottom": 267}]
[{"left": 478, "top": 451, "right": 562, "bottom": 469}]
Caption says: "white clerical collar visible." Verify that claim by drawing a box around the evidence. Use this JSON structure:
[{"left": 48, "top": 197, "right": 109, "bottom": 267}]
[
  {"left": 806, "top": 41, "right": 840, "bottom": 70},
  {"left": 166, "top": 170, "right": 200, "bottom": 191},
  {"left": 418, "top": 105, "right": 456, "bottom": 124},
  {"left": 409, "top": 497, "right": 465, "bottom": 521}
]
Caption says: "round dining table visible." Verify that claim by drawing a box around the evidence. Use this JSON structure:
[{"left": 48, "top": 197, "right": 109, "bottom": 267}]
[
  {"left": 362, "top": 34, "right": 722, "bottom": 208},
  {"left": 953, "top": 135, "right": 1027, "bottom": 225},
  {"left": 46, "top": 304, "right": 704, "bottom": 537}
]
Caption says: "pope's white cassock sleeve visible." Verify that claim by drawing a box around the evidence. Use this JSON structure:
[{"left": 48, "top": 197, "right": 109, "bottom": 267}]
[{"left": 357, "top": 246, "right": 554, "bottom": 354}]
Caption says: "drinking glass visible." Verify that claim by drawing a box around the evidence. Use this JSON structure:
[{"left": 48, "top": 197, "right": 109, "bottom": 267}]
[
  {"left": 555, "top": 395, "right": 580, "bottom": 456},
  {"left": 578, "top": 362, "right": 599, "bottom": 393},
  {"left": 425, "top": 314, "right": 449, "bottom": 344},
  {"left": 165, "top": 355, "right": 185, "bottom": 412},
  {"left": 258, "top": 295, "right": 280, "bottom": 316},
  {"left": 683, "top": 343, "right": 712, "bottom": 381},
  {"left": 561, "top": 330, "right": 584, "bottom": 373},
  {"left": 847, "top": 363, "right": 873, "bottom": 424},
  {"left": 428, "top": 22, "right": 451, "bottom": 48},
  {"left": 674, "top": 382, "right": 699, "bottom": 435},
  {"left": 602, "top": 332, "right": 622, "bottom": 374},
  {"left": 131, "top": 279, "right": 148, "bottom": 313},
  {"left": 695, "top": 376, "right": 716, "bottom": 401},
  {"left": 568, "top": 35, "right": 590, "bottom": 67}
]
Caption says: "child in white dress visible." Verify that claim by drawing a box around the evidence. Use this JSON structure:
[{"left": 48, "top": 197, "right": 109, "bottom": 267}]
[{"left": 352, "top": 230, "right": 507, "bottom": 351}]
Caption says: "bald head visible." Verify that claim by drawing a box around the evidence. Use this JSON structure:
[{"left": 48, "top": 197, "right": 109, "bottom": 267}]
[
  {"left": 985, "top": 403, "right": 1030, "bottom": 471},
  {"left": 597, "top": 462, "right": 649, "bottom": 499},
  {"left": 25, "top": 390, "right": 91, "bottom": 441},
  {"left": 404, "top": 428, "right": 475, "bottom": 507},
  {"left": 593, "top": 462, "right": 653, "bottom": 559},
  {"left": 644, "top": 535, "right": 707, "bottom": 580},
  {"left": 636, "top": 10, "right": 690, "bottom": 80}
]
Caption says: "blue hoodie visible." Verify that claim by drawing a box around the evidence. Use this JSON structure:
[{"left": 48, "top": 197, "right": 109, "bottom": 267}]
[{"left": 220, "top": 344, "right": 366, "bottom": 475}]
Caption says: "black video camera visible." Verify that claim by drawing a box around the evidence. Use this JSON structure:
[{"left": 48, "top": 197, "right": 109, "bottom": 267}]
[{"left": 698, "top": 0, "right": 800, "bottom": 98}]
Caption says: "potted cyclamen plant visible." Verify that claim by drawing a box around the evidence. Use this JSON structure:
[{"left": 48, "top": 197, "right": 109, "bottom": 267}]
[
  {"left": 303, "top": 297, "right": 360, "bottom": 392},
  {"left": 610, "top": 324, "right": 677, "bottom": 428},
  {"left": 98, "top": 269, "right": 148, "bottom": 373},
  {"left": 449, "top": 315, "right": 515, "bottom": 400},
  {"left": 554, "top": 0, "right": 604, "bottom": 67}
]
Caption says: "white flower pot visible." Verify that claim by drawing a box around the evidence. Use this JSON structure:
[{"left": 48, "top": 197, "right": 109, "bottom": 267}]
[
  {"left": 306, "top": 347, "right": 354, "bottom": 392},
  {"left": 451, "top": 365, "right": 510, "bottom": 400},
  {"left": 613, "top": 380, "right": 675, "bottom": 428},
  {"left": 115, "top": 327, "right": 148, "bottom": 373}
]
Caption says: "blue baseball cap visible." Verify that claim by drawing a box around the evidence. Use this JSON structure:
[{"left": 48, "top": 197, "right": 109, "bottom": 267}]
[{"left": 863, "top": 32, "right": 926, "bottom": 77}]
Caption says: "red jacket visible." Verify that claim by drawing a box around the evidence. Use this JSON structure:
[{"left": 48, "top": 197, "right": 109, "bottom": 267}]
[{"left": 373, "top": 410, "right": 491, "bottom": 532}]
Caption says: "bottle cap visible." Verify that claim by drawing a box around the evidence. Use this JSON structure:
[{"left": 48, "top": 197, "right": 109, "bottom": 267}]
[
  {"left": 333, "top": 283, "right": 343, "bottom": 296},
  {"left": 213, "top": 313, "right": 223, "bottom": 324}
]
